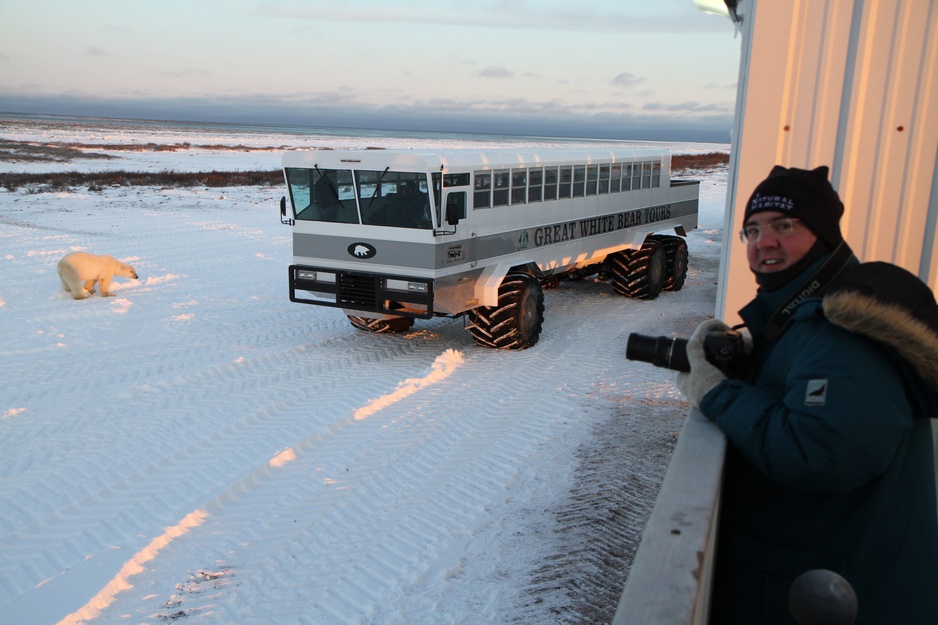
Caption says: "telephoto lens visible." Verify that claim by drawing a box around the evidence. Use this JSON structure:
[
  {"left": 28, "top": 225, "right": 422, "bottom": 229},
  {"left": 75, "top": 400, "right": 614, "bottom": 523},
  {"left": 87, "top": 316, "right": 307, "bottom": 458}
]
[{"left": 625, "top": 334, "right": 691, "bottom": 372}]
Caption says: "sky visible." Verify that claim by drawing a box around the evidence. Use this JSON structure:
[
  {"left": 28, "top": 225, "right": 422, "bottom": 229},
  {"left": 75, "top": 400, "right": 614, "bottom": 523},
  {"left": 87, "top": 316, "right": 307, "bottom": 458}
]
[{"left": 0, "top": 0, "right": 742, "bottom": 142}]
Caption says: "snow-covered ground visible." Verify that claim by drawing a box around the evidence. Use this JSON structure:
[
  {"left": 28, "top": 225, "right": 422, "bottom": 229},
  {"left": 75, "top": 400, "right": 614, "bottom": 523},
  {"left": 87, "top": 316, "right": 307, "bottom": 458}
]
[{"left": 0, "top": 117, "right": 727, "bottom": 625}]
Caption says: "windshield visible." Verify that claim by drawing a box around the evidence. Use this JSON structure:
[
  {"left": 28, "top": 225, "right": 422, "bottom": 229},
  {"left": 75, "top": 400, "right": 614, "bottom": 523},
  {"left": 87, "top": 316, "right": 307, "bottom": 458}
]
[
  {"left": 286, "top": 167, "right": 432, "bottom": 229},
  {"left": 286, "top": 167, "right": 358, "bottom": 224}
]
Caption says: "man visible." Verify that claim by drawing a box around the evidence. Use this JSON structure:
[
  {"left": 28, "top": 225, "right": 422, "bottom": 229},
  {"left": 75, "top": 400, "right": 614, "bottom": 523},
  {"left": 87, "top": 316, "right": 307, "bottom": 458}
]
[
  {"left": 677, "top": 165, "right": 938, "bottom": 624},
  {"left": 385, "top": 180, "right": 431, "bottom": 229}
]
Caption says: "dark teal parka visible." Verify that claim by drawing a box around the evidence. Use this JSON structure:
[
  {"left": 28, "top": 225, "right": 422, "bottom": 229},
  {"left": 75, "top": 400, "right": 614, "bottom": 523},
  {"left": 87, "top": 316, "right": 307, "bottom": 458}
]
[{"left": 700, "top": 254, "right": 938, "bottom": 625}]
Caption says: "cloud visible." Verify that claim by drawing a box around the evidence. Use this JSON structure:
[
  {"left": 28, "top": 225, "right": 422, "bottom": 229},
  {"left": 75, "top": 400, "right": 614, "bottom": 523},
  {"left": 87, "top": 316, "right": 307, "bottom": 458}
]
[
  {"left": 642, "top": 100, "right": 735, "bottom": 114},
  {"left": 84, "top": 46, "right": 111, "bottom": 58},
  {"left": 158, "top": 68, "right": 212, "bottom": 78},
  {"left": 253, "top": 2, "right": 733, "bottom": 35},
  {"left": 703, "top": 80, "right": 738, "bottom": 90},
  {"left": 612, "top": 72, "right": 643, "bottom": 88},
  {"left": 479, "top": 66, "right": 515, "bottom": 79},
  {"left": 0, "top": 91, "right": 733, "bottom": 143}
]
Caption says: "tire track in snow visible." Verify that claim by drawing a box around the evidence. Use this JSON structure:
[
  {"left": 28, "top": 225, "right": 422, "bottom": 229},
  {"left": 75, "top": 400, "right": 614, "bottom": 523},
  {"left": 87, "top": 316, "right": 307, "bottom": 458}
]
[
  {"left": 35, "top": 343, "right": 569, "bottom": 623},
  {"left": 1, "top": 188, "right": 478, "bottom": 612},
  {"left": 55, "top": 349, "right": 467, "bottom": 624},
  {"left": 517, "top": 398, "right": 686, "bottom": 624},
  {"left": 88, "top": 345, "right": 594, "bottom": 624},
  {"left": 0, "top": 328, "right": 454, "bottom": 608}
]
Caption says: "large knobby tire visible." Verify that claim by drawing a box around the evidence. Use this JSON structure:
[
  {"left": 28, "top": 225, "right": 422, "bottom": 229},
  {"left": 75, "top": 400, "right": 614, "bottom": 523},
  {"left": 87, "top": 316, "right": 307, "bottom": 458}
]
[
  {"left": 610, "top": 239, "right": 667, "bottom": 299},
  {"left": 660, "top": 236, "right": 688, "bottom": 291},
  {"left": 467, "top": 273, "right": 545, "bottom": 349},
  {"left": 347, "top": 315, "right": 415, "bottom": 334}
]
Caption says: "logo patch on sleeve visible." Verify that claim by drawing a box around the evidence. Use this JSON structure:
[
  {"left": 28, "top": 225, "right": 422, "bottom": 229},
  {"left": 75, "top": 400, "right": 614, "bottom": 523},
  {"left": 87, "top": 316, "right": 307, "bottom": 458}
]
[{"left": 805, "top": 379, "right": 828, "bottom": 406}]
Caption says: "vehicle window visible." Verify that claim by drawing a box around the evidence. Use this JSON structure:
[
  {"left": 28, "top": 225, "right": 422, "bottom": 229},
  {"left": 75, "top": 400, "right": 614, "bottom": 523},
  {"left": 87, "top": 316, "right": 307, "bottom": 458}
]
[
  {"left": 543, "top": 167, "right": 558, "bottom": 200},
  {"left": 442, "top": 191, "right": 468, "bottom": 223},
  {"left": 572, "top": 165, "right": 586, "bottom": 197},
  {"left": 493, "top": 170, "right": 510, "bottom": 206},
  {"left": 474, "top": 172, "right": 491, "bottom": 208},
  {"left": 357, "top": 170, "right": 381, "bottom": 204},
  {"left": 511, "top": 169, "right": 527, "bottom": 204},
  {"left": 432, "top": 172, "right": 442, "bottom": 218},
  {"left": 586, "top": 165, "right": 598, "bottom": 195},
  {"left": 559, "top": 167, "right": 572, "bottom": 198},
  {"left": 444, "top": 173, "right": 470, "bottom": 187},
  {"left": 599, "top": 164, "right": 610, "bottom": 194},
  {"left": 288, "top": 167, "right": 357, "bottom": 223},
  {"left": 285, "top": 167, "right": 311, "bottom": 217},
  {"left": 361, "top": 171, "right": 431, "bottom": 229},
  {"left": 528, "top": 168, "right": 543, "bottom": 203}
]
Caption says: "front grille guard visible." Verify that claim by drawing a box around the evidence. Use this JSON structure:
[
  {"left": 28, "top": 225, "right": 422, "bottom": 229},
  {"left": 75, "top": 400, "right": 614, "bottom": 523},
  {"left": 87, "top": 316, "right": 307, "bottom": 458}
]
[{"left": 289, "top": 265, "right": 434, "bottom": 319}]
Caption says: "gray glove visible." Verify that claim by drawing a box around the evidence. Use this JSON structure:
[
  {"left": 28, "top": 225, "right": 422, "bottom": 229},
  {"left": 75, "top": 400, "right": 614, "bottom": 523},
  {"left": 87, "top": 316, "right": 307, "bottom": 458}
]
[{"left": 676, "top": 318, "right": 730, "bottom": 408}]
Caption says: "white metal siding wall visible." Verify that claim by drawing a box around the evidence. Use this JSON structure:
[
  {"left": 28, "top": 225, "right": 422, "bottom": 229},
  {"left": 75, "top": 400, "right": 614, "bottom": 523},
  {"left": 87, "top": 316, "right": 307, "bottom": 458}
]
[
  {"left": 718, "top": 0, "right": 938, "bottom": 323},
  {"left": 720, "top": 0, "right": 938, "bottom": 529}
]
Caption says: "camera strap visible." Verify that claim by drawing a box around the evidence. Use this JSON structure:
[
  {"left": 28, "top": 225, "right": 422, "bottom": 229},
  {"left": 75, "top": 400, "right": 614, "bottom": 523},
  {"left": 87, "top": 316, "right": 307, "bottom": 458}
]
[{"left": 762, "top": 241, "right": 854, "bottom": 341}]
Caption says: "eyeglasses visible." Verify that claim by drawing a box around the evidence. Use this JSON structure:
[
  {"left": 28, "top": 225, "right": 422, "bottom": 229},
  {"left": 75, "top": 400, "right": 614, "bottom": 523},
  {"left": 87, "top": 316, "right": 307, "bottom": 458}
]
[{"left": 739, "top": 217, "right": 802, "bottom": 243}]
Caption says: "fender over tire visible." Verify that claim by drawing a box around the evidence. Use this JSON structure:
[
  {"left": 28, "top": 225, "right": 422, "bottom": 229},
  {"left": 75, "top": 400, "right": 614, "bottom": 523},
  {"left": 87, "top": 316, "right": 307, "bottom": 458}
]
[
  {"left": 610, "top": 239, "right": 668, "bottom": 299},
  {"left": 467, "top": 273, "right": 545, "bottom": 349},
  {"left": 347, "top": 315, "right": 415, "bottom": 333}
]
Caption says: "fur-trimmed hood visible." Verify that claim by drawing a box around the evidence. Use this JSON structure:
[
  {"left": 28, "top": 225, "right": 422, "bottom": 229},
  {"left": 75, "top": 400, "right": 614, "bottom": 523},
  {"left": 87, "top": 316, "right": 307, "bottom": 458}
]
[{"left": 822, "top": 262, "right": 938, "bottom": 389}]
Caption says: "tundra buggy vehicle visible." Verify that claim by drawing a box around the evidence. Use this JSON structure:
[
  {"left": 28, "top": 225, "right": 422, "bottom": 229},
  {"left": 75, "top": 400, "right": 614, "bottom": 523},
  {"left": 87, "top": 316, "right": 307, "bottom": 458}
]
[{"left": 279, "top": 148, "right": 699, "bottom": 349}]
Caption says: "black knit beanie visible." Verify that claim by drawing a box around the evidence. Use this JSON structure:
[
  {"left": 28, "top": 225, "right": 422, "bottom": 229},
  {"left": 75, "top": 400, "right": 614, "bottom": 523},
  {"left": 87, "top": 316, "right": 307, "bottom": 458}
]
[{"left": 744, "top": 165, "right": 845, "bottom": 248}]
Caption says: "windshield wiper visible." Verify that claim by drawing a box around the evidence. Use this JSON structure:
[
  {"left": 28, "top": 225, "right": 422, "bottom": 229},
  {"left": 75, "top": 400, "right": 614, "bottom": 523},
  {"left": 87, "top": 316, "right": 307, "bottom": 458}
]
[
  {"left": 314, "top": 165, "right": 341, "bottom": 202},
  {"left": 368, "top": 167, "right": 391, "bottom": 210}
]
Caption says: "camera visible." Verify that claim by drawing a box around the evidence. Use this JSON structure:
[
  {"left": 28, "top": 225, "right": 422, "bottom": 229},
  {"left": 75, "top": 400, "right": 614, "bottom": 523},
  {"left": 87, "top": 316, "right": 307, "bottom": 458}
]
[{"left": 626, "top": 329, "right": 747, "bottom": 377}]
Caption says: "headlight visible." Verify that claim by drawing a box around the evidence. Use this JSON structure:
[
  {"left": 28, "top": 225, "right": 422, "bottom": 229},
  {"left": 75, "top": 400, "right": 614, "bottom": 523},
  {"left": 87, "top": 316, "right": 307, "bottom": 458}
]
[{"left": 386, "top": 279, "right": 428, "bottom": 293}]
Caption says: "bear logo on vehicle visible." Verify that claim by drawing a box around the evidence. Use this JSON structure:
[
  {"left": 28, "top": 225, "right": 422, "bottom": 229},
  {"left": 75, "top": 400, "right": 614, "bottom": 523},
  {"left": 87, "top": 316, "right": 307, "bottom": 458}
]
[
  {"left": 518, "top": 230, "right": 529, "bottom": 251},
  {"left": 349, "top": 243, "right": 377, "bottom": 259}
]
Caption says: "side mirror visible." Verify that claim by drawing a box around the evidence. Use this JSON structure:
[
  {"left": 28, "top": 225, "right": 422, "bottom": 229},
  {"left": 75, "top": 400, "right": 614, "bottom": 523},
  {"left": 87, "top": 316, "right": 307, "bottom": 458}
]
[{"left": 280, "top": 196, "right": 294, "bottom": 226}]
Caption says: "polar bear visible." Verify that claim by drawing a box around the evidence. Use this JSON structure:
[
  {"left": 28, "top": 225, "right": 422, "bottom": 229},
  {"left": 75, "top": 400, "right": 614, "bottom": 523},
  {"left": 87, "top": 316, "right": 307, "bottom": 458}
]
[{"left": 57, "top": 252, "right": 139, "bottom": 299}]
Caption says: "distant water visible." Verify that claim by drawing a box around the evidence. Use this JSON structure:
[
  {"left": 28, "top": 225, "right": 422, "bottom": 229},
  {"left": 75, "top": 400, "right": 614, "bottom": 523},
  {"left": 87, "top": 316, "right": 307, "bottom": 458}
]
[{"left": 0, "top": 111, "right": 669, "bottom": 148}]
